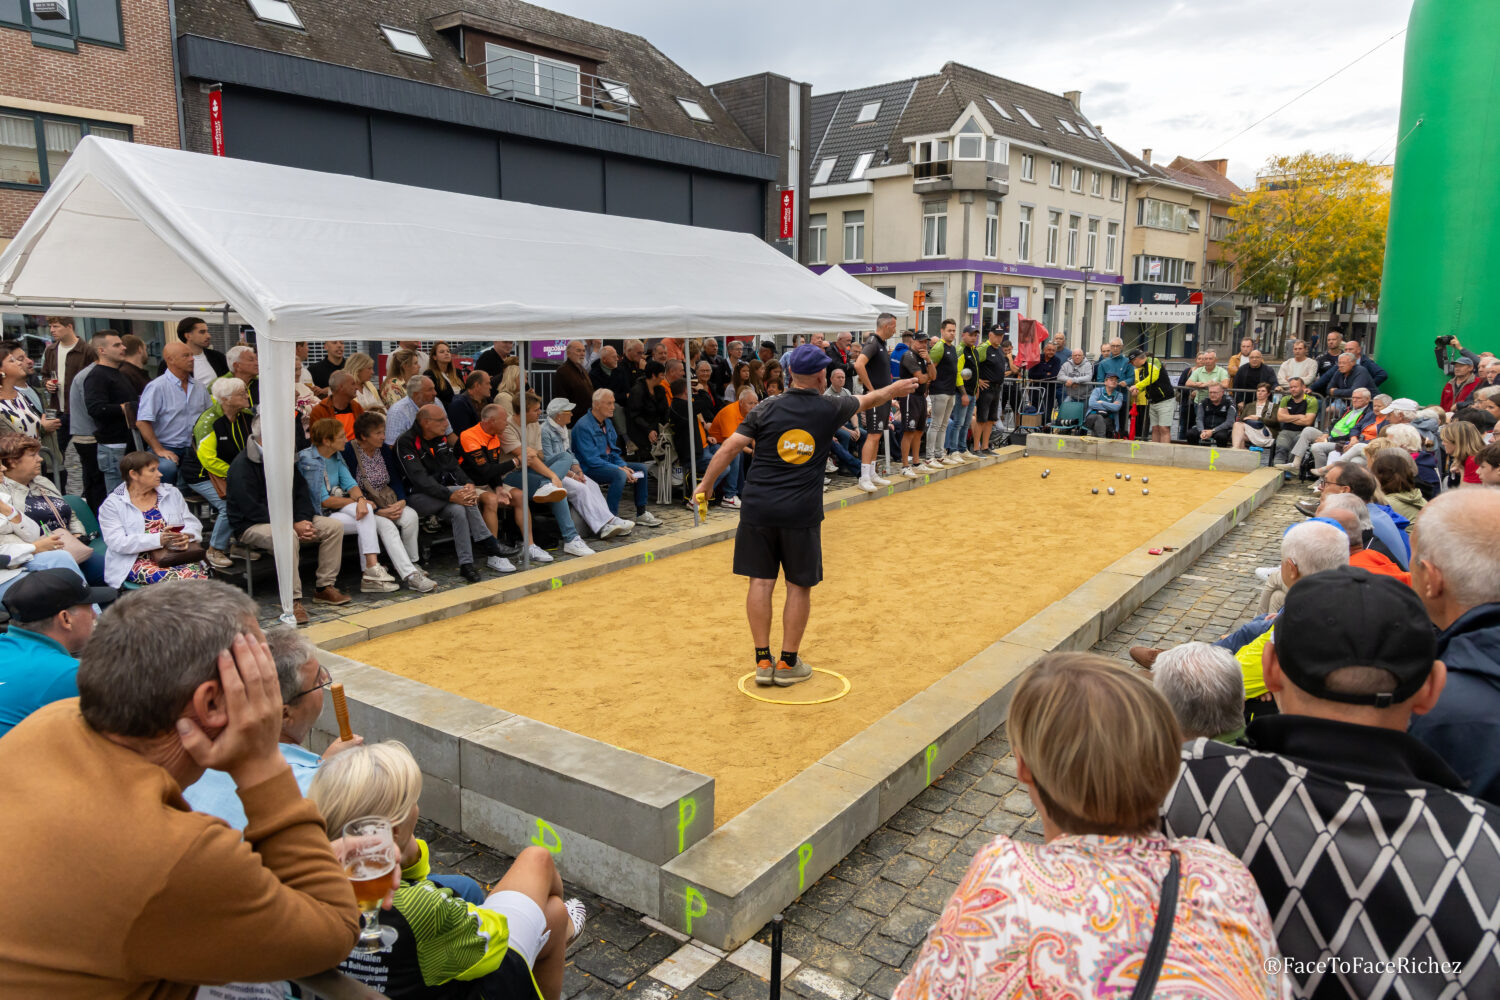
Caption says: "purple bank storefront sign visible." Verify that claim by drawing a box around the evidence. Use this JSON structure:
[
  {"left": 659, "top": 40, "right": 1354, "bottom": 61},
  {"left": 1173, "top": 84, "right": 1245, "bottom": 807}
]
[{"left": 529, "top": 340, "right": 570, "bottom": 362}]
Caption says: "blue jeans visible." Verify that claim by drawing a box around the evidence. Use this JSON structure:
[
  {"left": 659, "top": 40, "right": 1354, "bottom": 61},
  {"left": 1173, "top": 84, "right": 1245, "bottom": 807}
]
[
  {"left": 97, "top": 443, "right": 126, "bottom": 494},
  {"left": 156, "top": 452, "right": 182, "bottom": 486},
  {"left": 700, "top": 444, "right": 739, "bottom": 498},
  {"left": 505, "top": 459, "right": 579, "bottom": 542},
  {"left": 428, "top": 873, "right": 486, "bottom": 905},
  {"left": 185, "top": 478, "right": 233, "bottom": 550},
  {"left": 946, "top": 396, "right": 976, "bottom": 452},
  {"left": 0, "top": 550, "right": 85, "bottom": 603},
  {"left": 831, "top": 428, "right": 861, "bottom": 473},
  {"left": 1214, "top": 613, "right": 1275, "bottom": 654},
  {"left": 585, "top": 461, "right": 649, "bottom": 514}
]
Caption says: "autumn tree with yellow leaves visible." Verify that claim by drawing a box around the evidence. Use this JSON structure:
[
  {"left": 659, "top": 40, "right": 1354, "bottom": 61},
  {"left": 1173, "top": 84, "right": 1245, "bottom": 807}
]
[{"left": 1222, "top": 152, "right": 1390, "bottom": 343}]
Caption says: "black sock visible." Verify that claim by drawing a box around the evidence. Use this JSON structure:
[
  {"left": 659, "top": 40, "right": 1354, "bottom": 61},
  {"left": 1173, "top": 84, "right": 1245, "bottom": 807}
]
[
  {"left": 755, "top": 646, "right": 772, "bottom": 664},
  {"left": 780, "top": 651, "right": 799, "bottom": 668}
]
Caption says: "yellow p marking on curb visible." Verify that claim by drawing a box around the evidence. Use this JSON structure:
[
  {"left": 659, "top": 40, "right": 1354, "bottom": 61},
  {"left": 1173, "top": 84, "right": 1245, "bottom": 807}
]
[
  {"left": 677, "top": 797, "right": 696, "bottom": 853},
  {"left": 1130, "top": 441, "right": 1141, "bottom": 458},
  {"left": 530, "top": 818, "right": 562, "bottom": 858},
  {"left": 797, "top": 843, "right": 814, "bottom": 891},
  {"left": 643, "top": 551, "right": 655, "bottom": 564},
  {"left": 1209, "top": 447, "right": 1219, "bottom": 471},
  {"left": 684, "top": 886, "right": 707, "bottom": 934},
  {"left": 550, "top": 577, "right": 563, "bottom": 590},
  {"left": 925, "top": 743, "right": 940, "bottom": 785}
]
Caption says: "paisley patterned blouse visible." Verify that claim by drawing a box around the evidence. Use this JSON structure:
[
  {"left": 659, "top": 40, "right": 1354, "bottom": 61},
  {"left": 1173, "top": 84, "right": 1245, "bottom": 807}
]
[{"left": 894, "top": 834, "right": 1286, "bottom": 1000}]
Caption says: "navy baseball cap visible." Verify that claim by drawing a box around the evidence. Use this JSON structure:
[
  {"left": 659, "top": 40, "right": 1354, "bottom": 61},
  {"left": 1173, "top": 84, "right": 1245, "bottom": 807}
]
[
  {"left": 2, "top": 568, "right": 116, "bottom": 621},
  {"left": 787, "top": 344, "right": 832, "bottom": 375}
]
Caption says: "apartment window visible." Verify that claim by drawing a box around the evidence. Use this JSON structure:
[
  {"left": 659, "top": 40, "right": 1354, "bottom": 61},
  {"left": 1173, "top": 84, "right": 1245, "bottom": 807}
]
[
  {"left": 1045, "top": 210, "right": 1060, "bottom": 265},
  {"left": 985, "top": 97, "right": 1013, "bottom": 121},
  {"left": 1066, "top": 214, "right": 1080, "bottom": 267},
  {"left": 1090, "top": 171, "right": 1102, "bottom": 196},
  {"left": 0, "top": 110, "right": 129, "bottom": 190},
  {"left": 1110, "top": 175, "right": 1123, "bottom": 200},
  {"left": 1016, "top": 106, "right": 1042, "bottom": 129},
  {"left": 813, "top": 157, "right": 836, "bottom": 185},
  {"left": 1049, "top": 160, "right": 1062, "bottom": 187},
  {"left": 856, "top": 101, "right": 881, "bottom": 123},
  {"left": 1021, "top": 154, "right": 1034, "bottom": 181},
  {"left": 1137, "top": 197, "right": 1192, "bottom": 233},
  {"left": 486, "top": 43, "right": 581, "bottom": 104},
  {"left": 1188, "top": 209, "right": 1201, "bottom": 231},
  {"left": 989, "top": 139, "right": 1009, "bottom": 164},
  {"left": 1062, "top": 293, "right": 1075, "bottom": 338},
  {"left": 1070, "top": 166, "right": 1083, "bottom": 192},
  {"left": 380, "top": 26, "right": 432, "bottom": 58},
  {"left": 984, "top": 202, "right": 999, "bottom": 258},
  {"left": 1210, "top": 216, "right": 1234, "bottom": 241},
  {"left": 1133, "top": 255, "right": 1185, "bottom": 284},
  {"left": 922, "top": 200, "right": 948, "bottom": 258},
  {"left": 1105, "top": 221, "right": 1119, "bottom": 271},
  {"left": 1017, "top": 206, "right": 1033, "bottom": 261},
  {"left": 1086, "top": 219, "right": 1099, "bottom": 268},
  {"left": 843, "top": 211, "right": 865, "bottom": 262},
  {"left": 808, "top": 214, "right": 827, "bottom": 264},
  {"left": 247, "top": 0, "right": 303, "bottom": 29},
  {"left": 1184, "top": 261, "right": 1196, "bottom": 282},
  {"left": 956, "top": 134, "right": 984, "bottom": 160},
  {"left": 677, "top": 98, "right": 712, "bottom": 121},
  {"left": 849, "top": 151, "right": 873, "bottom": 180},
  {"left": 1, "top": 0, "right": 125, "bottom": 45}
]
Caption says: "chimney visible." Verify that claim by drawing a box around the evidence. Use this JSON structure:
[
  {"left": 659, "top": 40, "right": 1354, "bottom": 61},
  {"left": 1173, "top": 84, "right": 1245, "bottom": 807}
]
[
  {"left": 1063, "top": 90, "right": 1082, "bottom": 112},
  {"left": 1141, "top": 148, "right": 1152, "bottom": 165},
  {"left": 1204, "top": 158, "right": 1228, "bottom": 176}
]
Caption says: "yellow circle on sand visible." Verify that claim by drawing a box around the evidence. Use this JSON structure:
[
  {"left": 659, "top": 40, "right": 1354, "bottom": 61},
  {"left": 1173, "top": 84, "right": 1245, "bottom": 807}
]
[
  {"left": 737, "top": 667, "right": 852, "bottom": 705},
  {"left": 776, "top": 428, "right": 817, "bottom": 465}
]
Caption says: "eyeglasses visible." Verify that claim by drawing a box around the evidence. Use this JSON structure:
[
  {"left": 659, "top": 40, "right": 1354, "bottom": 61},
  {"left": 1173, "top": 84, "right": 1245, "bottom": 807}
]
[{"left": 289, "top": 663, "right": 332, "bottom": 702}]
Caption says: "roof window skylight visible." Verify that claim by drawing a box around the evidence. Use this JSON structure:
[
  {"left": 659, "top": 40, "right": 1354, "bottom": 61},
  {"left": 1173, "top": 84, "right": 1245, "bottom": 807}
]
[
  {"left": 1077, "top": 122, "right": 1098, "bottom": 139},
  {"left": 677, "top": 98, "right": 712, "bottom": 122},
  {"left": 246, "top": 0, "right": 302, "bottom": 29},
  {"left": 985, "top": 98, "right": 1013, "bottom": 121},
  {"left": 1057, "top": 118, "right": 1078, "bottom": 135},
  {"left": 603, "top": 81, "right": 639, "bottom": 107},
  {"left": 849, "top": 152, "right": 873, "bottom": 180},
  {"left": 813, "top": 157, "right": 837, "bottom": 185},
  {"left": 856, "top": 101, "right": 881, "bottom": 123},
  {"left": 1015, "top": 106, "right": 1042, "bottom": 129},
  {"left": 380, "top": 26, "right": 431, "bottom": 58}
]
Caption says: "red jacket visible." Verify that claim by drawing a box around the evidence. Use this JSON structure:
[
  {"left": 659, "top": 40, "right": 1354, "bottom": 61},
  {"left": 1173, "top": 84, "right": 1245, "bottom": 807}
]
[{"left": 1440, "top": 377, "right": 1477, "bottom": 413}]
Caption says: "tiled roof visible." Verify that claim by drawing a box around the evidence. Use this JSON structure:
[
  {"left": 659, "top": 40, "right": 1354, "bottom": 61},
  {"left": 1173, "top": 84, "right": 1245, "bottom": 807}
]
[
  {"left": 178, "top": 0, "right": 757, "bottom": 151},
  {"left": 1163, "top": 156, "right": 1246, "bottom": 203},
  {"left": 807, "top": 78, "right": 919, "bottom": 185}
]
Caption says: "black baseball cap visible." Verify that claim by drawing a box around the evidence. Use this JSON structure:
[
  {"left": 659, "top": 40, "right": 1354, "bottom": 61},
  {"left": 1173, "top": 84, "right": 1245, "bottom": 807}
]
[
  {"left": 962, "top": 324, "right": 979, "bottom": 334},
  {"left": 912, "top": 330, "right": 931, "bottom": 341},
  {"left": 1, "top": 568, "right": 116, "bottom": 621},
  {"left": 1276, "top": 566, "right": 1435, "bottom": 707},
  {"left": 1128, "top": 348, "right": 1145, "bottom": 361}
]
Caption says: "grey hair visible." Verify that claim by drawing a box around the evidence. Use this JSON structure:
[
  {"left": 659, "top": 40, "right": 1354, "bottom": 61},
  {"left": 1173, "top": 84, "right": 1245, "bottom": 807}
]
[
  {"left": 591, "top": 387, "right": 614, "bottom": 405},
  {"left": 738, "top": 387, "right": 759, "bottom": 403},
  {"left": 1338, "top": 352, "right": 1356, "bottom": 364},
  {"left": 328, "top": 370, "right": 355, "bottom": 392},
  {"left": 1322, "top": 492, "right": 1372, "bottom": 531},
  {"left": 1384, "top": 424, "right": 1422, "bottom": 450},
  {"left": 1282, "top": 521, "right": 1350, "bottom": 576},
  {"left": 405, "top": 374, "right": 429, "bottom": 396},
  {"left": 876, "top": 312, "right": 896, "bottom": 328},
  {"left": 265, "top": 625, "right": 319, "bottom": 703},
  {"left": 1152, "top": 643, "right": 1245, "bottom": 741},
  {"left": 226, "top": 344, "right": 256, "bottom": 368},
  {"left": 210, "top": 376, "right": 248, "bottom": 405},
  {"left": 1415, "top": 490, "right": 1500, "bottom": 609},
  {"left": 1477, "top": 385, "right": 1500, "bottom": 403},
  {"left": 1373, "top": 394, "right": 1393, "bottom": 410},
  {"left": 77, "top": 580, "right": 259, "bottom": 737}
]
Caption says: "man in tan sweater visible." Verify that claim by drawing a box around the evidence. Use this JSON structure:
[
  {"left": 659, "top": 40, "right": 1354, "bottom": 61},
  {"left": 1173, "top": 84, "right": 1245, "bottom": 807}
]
[{"left": 0, "top": 580, "right": 360, "bottom": 999}]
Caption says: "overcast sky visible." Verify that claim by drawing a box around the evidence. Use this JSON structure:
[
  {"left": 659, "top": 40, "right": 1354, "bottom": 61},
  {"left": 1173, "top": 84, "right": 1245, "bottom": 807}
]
[{"left": 549, "top": 0, "right": 1413, "bottom": 187}]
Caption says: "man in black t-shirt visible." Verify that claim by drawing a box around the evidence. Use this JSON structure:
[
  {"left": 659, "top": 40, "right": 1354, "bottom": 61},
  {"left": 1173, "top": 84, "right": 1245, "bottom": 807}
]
[
  {"left": 898, "top": 332, "right": 936, "bottom": 476},
  {"left": 694, "top": 343, "right": 915, "bottom": 687},
  {"left": 852, "top": 313, "right": 897, "bottom": 493}
]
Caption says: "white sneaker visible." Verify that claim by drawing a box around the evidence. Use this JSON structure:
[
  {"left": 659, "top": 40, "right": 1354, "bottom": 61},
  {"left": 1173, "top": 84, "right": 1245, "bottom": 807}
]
[
  {"left": 942, "top": 454, "right": 964, "bottom": 466},
  {"left": 563, "top": 538, "right": 595, "bottom": 557},
  {"left": 599, "top": 519, "right": 631, "bottom": 540},
  {"left": 634, "top": 509, "right": 663, "bottom": 527},
  {"left": 404, "top": 571, "right": 437, "bottom": 593},
  {"left": 826, "top": 459, "right": 838, "bottom": 473},
  {"left": 857, "top": 477, "right": 878, "bottom": 493},
  {"left": 565, "top": 898, "right": 587, "bottom": 943},
  {"left": 901, "top": 465, "right": 919, "bottom": 478},
  {"left": 721, "top": 496, "right": 742, "bottom": 509},
  {"left": 870, "top": 472, "right": 892, "bottom": 486},
  {"left": 365, "top": 563, "right": 396, "bottom": 583},
  {"left": 487, "top": 555, "right": 517, "bottom": 573},
  {"left": 533, "top": 482, "right": 566, "bottom": 503},
  {"left": 360, "top": 572, "right": 399, "bottom": 593},
  {"left": 528, "top": 544, "right": 555, "bottom": 563},
  {"left": 1254, "top": 566, "right": 1276, "bottom": 583},
  {"left": 959, "top": 452, "right": 978, "bottom": 464}
]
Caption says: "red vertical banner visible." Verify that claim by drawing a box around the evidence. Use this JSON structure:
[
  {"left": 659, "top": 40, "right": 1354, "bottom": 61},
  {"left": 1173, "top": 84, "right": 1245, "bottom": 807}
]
[
  {"left": 209, "top": 89, "right": 225, "bottom": 156},
  {"left": 779, "top": 189, "right": 794, "bottom": 239}
]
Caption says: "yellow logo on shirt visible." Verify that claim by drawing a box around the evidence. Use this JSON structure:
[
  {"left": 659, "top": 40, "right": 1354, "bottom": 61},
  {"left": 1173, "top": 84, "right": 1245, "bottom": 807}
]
[{"left": 776, "top": 429, "right": 817, "bottom": 465}]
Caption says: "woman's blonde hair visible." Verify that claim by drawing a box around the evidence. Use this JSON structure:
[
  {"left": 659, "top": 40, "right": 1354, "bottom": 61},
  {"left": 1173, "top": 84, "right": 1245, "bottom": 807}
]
[
  {"left": 498, "top": 363, "right": 522, "bottom": 399},
  {"left": 307, "top": 740, "right": 423, "bottom": 836},
  {"left": 1440, "top": 420, "right": 1484, "bottom": 469},
  {"left": 344, "top": 352, "right": 376, "bottom": 383},
  {"left": 383, "top": 349, "right": 419, "bottom": 390},
  {"left": 1360, "top": 436, "right": 1401, "bottom": 463},
  {"left": 1009, "top": 653, "right": 1183, "bottom": 836}
]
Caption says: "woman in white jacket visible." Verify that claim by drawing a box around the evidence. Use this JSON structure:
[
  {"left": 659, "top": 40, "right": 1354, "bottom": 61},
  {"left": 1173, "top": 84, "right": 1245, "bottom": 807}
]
[
  {"left": 0, "top": 482, "right": 84, "bottom": 600},
  {"left": 97, "top": 451, "right": 208, "bottom": 588}
]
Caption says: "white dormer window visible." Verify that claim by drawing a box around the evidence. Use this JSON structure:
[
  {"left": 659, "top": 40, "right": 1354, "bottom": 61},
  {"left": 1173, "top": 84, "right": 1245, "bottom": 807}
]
[
  {"left": 602, "top": 81, "right": 638, "bottom": 107},
  {"left": 1015, "top": 106, "right": 1042, "bottom": 129},
  {"left": 985, "top": 98, "right": 1013, "bottom": 121},
  {"left": 813, "top": 157, "right": 836, "bottom": 185},
  {"left": 380, "top": 26, "right": 431, "bottom": 59},
  {"left": 677, "top": 98, "right": 712, "bottom": 122},
  {"left": 247, "top": 0, "right": 302, "bottom": 28},
  {"left": 856, "top": 101, "right": 881, "bottom": 123},
  {"left": 849, "top": 152, "right": 873, "bottom": 180},
  {"left": 1057, "top": 118, "right": 1078, "bottom": 135}
]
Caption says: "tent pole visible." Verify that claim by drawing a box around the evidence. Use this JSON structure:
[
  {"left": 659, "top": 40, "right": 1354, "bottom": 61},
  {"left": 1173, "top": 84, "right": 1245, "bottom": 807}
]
[
  {"left": 684, "top": 336, "right": 699, "bottom": 526},
  {"left": 519, "top": 347, "right": 531, "bottom": 571}
]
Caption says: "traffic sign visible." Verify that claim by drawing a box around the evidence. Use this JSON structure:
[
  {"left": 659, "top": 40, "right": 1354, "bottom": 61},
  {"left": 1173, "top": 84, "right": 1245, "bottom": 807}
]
[{"left": 967, "top": 290, "right": 980, "bottom": 309}]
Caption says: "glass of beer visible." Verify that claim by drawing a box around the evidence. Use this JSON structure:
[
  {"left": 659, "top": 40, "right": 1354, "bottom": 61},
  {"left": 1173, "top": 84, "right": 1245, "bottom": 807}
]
[{"left": 342, "top": 815, "right": 400, "bottom": 954}]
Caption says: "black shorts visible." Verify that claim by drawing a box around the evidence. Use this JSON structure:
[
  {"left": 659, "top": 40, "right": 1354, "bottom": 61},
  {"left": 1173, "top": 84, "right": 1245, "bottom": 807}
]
[
  {"left": 861, "top": 402, "right": 890, "bottom": 435},
  {"left": 733, "top": 522, "right": 823, "bottom": 588},
  {"left": 478, "top": 948, "right": 545, "bottom": 1000},
  {"left": 903, "top": 393, "right": 928, "bottom": 433},
  {"left": 975, "top": 388, "right": 1001, "bottom": 422}
]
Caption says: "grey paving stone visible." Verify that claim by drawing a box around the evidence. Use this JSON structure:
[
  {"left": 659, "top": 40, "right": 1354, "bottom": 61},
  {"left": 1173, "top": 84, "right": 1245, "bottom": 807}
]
[
  {"left": 952, "top": 788, "right": 1000, "bottom": 816},
  {"left": 883, "top": 804, "right": 935, "bottom": 836},
  {"left": 828, "top": 852, "right": 885, "bottom": 886},
  {"left": 819, "top": 905, "right": 879, "bottom": 947},
  {"left": 928, "top": 810, "right": 980, "bottom": 837},
  {"left": 970, "top": 770, "right": 1017, "bottom": 797},
  {"left": 910, "top": 786, "right": 957, "bottom": 812},
  {"left": 904, "top": 831, "right": 958, "bottom": 863},
  {"left": 878, "top": 905, "right": 935, "bottom": 947},
  {"left": 864, "top": 966, "right": 909, "bottom": 999},
  {"left": 859, "top": 934, "right": 910, "bottom": 968},
  {"left": 631, "top": 932, "right": 682, "bottom": 968},
  {"left": 880, "top": 854, "right": 933, "bottom": 888},
  {"left": 995, "top": 756, "right": 1018, "bottom": 778},
  {"left": 694, "top": 962, "right": 743, "bottom": 993},
  {"left": 955, "top": 752, "right": 995, "bottom": 776},
  {"left": 862, "top": 830, "right": 913, "bottom": 860},
  {"left": 905, "top": 878, "right": 958, "bottom": 914},
  {"left": 786, "top": 902, "right": 830, "bottom": 931},
  {"left": 1000, "top": 790, "right": 1036, "bottom": 816},
  {"left": 721, "top": 975, "right": 771, "bottom": 1000},
  {"left": 851, "top": 878, "right": 906, "bottom": 915},
  {"left": 573, "top": 941, "right": 651, "bottom": 988},
  {"left": 932, "top": 770, "right": 976, "bottom": 794},
  {"left": 803, "top": 876, "right": 858, "bottom": 913},
  {"left": 589, "top": 908, "right": 650, "bottom": 951},
  {"left": 787, "top": 968, "right": 861, "bottom": 1000}
]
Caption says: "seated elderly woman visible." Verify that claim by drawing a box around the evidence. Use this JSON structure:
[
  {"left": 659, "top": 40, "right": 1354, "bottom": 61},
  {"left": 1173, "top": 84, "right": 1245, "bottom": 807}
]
[
  {"left": 342, "top": 410, "right": 434, "bottom": 593},
  {"left": 181, "top": 376, "right": 253, "bottom": 569},
  {"left": 298, "top": 417, "right": 433, "bottom": 594},
  {"left": 97, "top": 450, "right": 209, "bottom": 586},
  {"left": 540, "top": 398, "right": 633, "bottom": 541},
  {"left": 309, "top": 741, "right": 585, "bottom": 1000},
  {"left": 895, "top": 653, "right": 1282, "bottom": 998},
  {"left": 500, "top": 391, "right": 593, "bottom": 559},
  {"left": 1151, "top": 642, "right": 1248, "bottom": 744},
  {"left": 0, "top": 433, "right": 104, "bottom": 584}
]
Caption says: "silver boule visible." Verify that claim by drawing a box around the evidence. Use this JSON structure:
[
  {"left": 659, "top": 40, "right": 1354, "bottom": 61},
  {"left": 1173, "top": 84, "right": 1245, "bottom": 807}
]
[
  {"left": 1107, "top": 487, "right": 1116, "bottom": 495},
  {"left": 1142, "top": 488, "right": 1150, "bottom": 495},
  {"left": 1091, "top": 487, "right": 1099, "bottom": 495}
]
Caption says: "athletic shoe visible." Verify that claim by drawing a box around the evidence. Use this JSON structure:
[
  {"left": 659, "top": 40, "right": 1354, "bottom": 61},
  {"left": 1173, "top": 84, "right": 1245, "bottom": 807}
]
[
  {"left": 563, "top": 538, "right": 596, "bottom": 557},
  {"left": 960, "top": 452, "right": 979, "bottom": 463},
  {"left": 857, "top": 477, "right": 878, "bottom": 493},
  {"left": 205, "top": 547, "right": 233, "bottom": 570},
  {"left": 635, "top": 509, "right": 663, "bottom": 527},
  {"left": 458, "top": 563, "right": 481, "bottom": 583},
  {"left": 360, "top": 572, "right": 399, "bottom": 594},
  {"left": 870, "top": 472, "right": 892, "bottom": 486},
  {"left": 1129, "top": 646, "right": 1162, "bottom": 669},
  {"left": 1310, "top": 465, "right": 1330, "bottom": 478},
  {"left": 941, "top": 454, "right": 964, "bottom": 466},
  {"left": 755, "top": 658, "right": 776, "bottom": 687},
  {"left": 599, "top": 519, "right": 631, "bottom": 539},
  {"left": 1294, "top": 498, "right": 1320, "bottom": 517},
  {"left": 916, "top": 462, "right": 941, "bottom": 474},
  {"left": 721, "top": 496, "right": 742, "bottom": 509},
  {"left": 486, "top": 555, "right": 517, "bottom": 573},
  {"left": 229, "top": 543, "right": 262, "bottom": 561},
  {"left": 533, "top": 482, "right": 567, "bottom": 503},
  {"left": 1273, "top": 461, "right": 1299, "bottom": 472},
  {"left": 773, "top": 659, "right": 813, "bottom": 687},
  {"left": 365, "top": 563, "right": 396, "bottom": 583},
  {"left": 528, "top": 544, "right": 555, "bottom": 563},
  {"left": 565, "top": 898, "right": 588, "bottom": 943},
  {"left": 901, "top": 465, "right": 919, "bottom": 478},
  {"left": 404, "top": 571, "right": 437, "bottom": 593},
  {"left": 1254, "top": 566, "right": 1276, "bottom": 583},
  {"left": 825, "top": 459, "right": 838, "bottom": 474}
]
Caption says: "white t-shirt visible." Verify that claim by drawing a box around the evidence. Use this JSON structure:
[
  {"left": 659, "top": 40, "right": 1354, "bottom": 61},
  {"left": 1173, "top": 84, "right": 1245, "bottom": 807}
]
[
  {"left": 54, "top": 340, "right": 75, "bottom": 412},
  {"left": 192, "top": 351, "right": 218, "bottom": 388}
]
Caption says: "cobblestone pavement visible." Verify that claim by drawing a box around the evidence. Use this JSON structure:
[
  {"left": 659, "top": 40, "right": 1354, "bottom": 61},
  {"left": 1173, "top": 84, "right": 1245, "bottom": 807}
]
[{"left": 408, "top": 486, "right": 1300, "bottom": 1000}]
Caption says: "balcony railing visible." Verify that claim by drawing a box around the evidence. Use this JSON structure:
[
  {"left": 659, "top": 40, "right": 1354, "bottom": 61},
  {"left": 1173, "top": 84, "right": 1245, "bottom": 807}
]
[
  {"left": 482, "top": 54, "right": 635, "bottom": 123},
  {"left": 913, "top": 159, "right": 952, "bottom": 180}
]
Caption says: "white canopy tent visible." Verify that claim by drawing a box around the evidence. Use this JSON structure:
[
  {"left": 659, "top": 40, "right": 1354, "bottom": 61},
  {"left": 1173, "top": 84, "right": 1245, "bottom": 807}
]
[
  {"left": 818, "top": 265, "right": 908, "bottom": 319},
  {"left": 0, "top": 137, "right": 872, "bottom": 616}
]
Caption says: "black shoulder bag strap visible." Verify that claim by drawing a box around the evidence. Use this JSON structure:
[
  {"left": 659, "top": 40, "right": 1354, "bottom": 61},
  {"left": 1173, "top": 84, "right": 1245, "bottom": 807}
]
[{"left": 1130, "top": 851, "right": 1180, "bottom": 999}]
